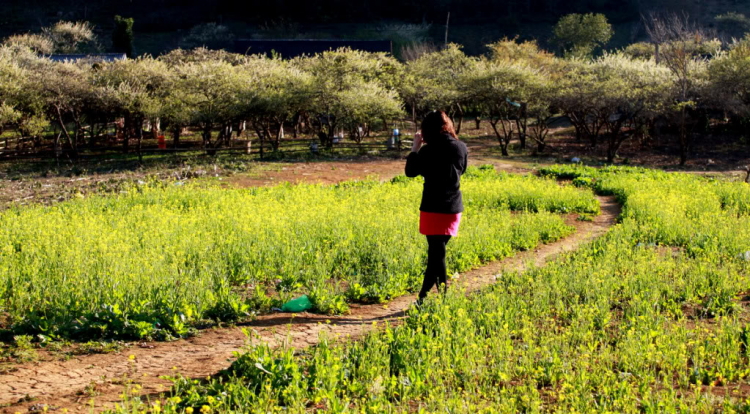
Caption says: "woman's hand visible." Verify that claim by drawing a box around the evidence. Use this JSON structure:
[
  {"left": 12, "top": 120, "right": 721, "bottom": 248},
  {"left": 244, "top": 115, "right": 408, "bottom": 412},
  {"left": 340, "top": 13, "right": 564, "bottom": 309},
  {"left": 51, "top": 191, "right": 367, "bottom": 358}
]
[{"left": 411, "top": 132, "right": 423, "bottom": 152}]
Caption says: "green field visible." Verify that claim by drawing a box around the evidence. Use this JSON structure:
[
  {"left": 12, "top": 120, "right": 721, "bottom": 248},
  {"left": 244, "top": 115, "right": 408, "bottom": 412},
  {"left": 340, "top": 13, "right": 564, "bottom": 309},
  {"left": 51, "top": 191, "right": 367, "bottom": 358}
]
[
  {"left": 107, "top": 166, "right": 750, "bottom": 413},
  {"left": 0, "top": 166, "right": 598, "bottom": 341}
]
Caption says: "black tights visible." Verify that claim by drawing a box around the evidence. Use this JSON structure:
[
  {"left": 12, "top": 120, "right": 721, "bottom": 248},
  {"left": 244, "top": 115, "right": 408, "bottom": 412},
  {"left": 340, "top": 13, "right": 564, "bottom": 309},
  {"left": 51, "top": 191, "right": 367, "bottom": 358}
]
[{"left": 418, "top": 235, "right": 452, "bottom": 300}]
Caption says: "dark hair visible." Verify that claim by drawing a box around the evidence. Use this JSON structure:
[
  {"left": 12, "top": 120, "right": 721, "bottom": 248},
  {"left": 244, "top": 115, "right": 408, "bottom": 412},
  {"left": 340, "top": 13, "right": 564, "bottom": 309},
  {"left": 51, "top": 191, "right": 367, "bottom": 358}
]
[{"left": 420, "top": 111, "right": 457, "bottom": 143}]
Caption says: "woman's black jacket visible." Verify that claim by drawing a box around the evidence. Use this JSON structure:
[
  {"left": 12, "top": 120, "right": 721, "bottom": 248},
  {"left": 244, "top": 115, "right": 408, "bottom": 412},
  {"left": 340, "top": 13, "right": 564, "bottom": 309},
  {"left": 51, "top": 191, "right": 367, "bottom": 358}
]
[{"left": 404, "top": 133, "right": 468, "bottom": 214}]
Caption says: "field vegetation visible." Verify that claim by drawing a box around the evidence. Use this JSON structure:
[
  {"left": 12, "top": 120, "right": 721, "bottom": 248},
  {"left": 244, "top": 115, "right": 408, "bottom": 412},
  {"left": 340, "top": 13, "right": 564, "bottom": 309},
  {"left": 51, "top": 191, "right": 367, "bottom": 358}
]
[
  {"left": 109, "top": 166, "right": 750, "bottom": 413},
  {"left": 0, "top": 166, "right": 598, "bottom": 341}
]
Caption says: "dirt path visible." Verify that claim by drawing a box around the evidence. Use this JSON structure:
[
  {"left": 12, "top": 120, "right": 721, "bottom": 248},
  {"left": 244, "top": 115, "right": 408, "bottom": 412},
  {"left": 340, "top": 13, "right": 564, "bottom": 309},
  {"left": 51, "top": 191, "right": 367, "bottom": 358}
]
[
  {"left": 0, "top": 195, "right": 619, "bottom": 413},
  {"left": 224, "top": 154, "right": 532, "bottom": 188}
]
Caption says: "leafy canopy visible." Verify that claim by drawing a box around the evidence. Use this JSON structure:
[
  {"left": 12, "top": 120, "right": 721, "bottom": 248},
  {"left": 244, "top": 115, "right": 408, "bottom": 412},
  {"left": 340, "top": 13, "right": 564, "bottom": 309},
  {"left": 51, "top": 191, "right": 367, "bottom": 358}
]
[{"left": 553, "top": 13, "right": 613, "bottom": 59}]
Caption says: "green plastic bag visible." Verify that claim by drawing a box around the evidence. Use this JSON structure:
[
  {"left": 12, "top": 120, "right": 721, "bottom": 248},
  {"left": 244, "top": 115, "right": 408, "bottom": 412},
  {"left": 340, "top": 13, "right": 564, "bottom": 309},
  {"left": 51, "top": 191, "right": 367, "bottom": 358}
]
[{"left": 280, "top": 295, "right": 313, "bottom": 313}]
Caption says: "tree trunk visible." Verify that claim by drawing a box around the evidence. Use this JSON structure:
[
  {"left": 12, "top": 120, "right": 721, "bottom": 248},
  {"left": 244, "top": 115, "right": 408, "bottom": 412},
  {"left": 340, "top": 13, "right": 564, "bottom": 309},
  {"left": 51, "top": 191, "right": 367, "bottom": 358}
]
[
  {"left": 454, "top": 107, "right": 464, "bottom": 135},
  {"left": 136, "top": 119, "right": 143, "bottom": 164},
  {"left": 537, "top": 141, "right": 545, "bottom": 153},
  {"left": 54, "top": 131, "right": 61, "bottom": 168},
  {"left": 203, "top": 124, "right": 212, "bottom": 149},
  {"left": 173, "top": 126, "right": 181, "bottom": 148},
  {"left": 72, "top": 120, "right": 81, "bottom": 158},
  {"left": 606, "top": 120, "right": 626, "bottom": 163},
  {"left": 152, "top": 118, "right": 160, "bottom": 139},
  {"left": 489, "top": 120, "right": 509, "bottom": 156},
  {"left": 238, "top": 120, "right": 246, "bottom": 139},
  {"left": 606, "top": 140, "right": 617, "bottom": 163},
  {"left": 89, "top": 123, "right": 97, "bottom": 150},
  {"left": 54, "top": 107, "right": 75, "bottom": 160},
  {"left": 516, "top": 103, "right": 527, "bottom": 149},
  {"left": 326, "top": 122, "right": 335, "bottom": 148},
  {"left": 266, "top": 123, "right": 278, "bottom": 151},
  {"left": 413, "top": 106, "right": 418, "bottom": 134},
  {"left": 254, "top": 124, "right": 265, "bottom": 160},
  {"left": 679, "top": 141, "right": 688, "bottom": 166},
  {"left": 679, "top": 109, "right": 688, "bottom": 166},
  {"left": 122, "top": 115, "right": 130, "bottom": 154}
]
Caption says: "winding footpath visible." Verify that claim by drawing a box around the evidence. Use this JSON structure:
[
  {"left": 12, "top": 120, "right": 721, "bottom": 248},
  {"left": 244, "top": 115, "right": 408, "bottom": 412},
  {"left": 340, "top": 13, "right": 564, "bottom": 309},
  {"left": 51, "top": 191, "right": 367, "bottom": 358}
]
[{"left": 0, "top": 181, "right": 620, "bottom": 413}]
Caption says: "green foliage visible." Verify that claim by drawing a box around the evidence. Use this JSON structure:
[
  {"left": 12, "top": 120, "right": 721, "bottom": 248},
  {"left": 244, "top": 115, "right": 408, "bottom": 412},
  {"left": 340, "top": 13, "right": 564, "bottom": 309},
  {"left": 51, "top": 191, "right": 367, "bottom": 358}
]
[
  {"left": 110, "top": 166, "right": 750, "bottom": 413},
  {"left": 553, "top": 13, "right": 613, "bottom": 59},
  {"left": 91, "top": 57, "right": 170, "bottom": 122},
  {"left": 487, "top": 37, "right": 557, "bottom": 69},
  {"left": 623, "top": 41, "right": 656, "bottom": 60},
  {"left": 294, "top": 48, "right": 404, "bottom": 141},
  {"left": 0, "top": 29, "right": 744, "bottom": 166},
  {"left": 0, "top": 167, "right": 596, "bottom": 340},
  {"left": 555, "top": 54, "right": 674, "bottom": 161},
  {"left": 112, "top": 16, "right": 135, "bottom": 58},
  {"left": 0, "top": 55, "right": 24, "bottom": 129},
  {"left": 401, "top": 43, "right": 477, "bottom": 119},
  {"left": 1, "top": 20, "right": 99, "bottom": 56},
  {"left": 624, "top": 39, "right": 722, "bottom": 61},
  {"left": 715, "top": 12, "right": 750, "bottom": 40},
  {"left": 707, "top": 39, "right": 750, "bottom": 116},
  {"left": 465, "top": 59, "right": 539, "bottom": 154},
  {"left": 42, "top": 21, "right": 99, "bottom": 54},
  {"left": 1, "top": 33, "right": 54, "bottom": 55}
]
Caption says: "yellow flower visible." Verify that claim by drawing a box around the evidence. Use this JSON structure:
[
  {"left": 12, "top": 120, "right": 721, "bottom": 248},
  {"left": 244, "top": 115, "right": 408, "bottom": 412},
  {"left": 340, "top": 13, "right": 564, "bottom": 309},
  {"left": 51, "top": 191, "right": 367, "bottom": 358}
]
[
  {"left": 200, "top": 405, "right": 211, "bottom": 413},
  {"left": 186, "top": 408, "right": 194, "bottom": 414},
  {"left": 129, "top": 354, "right": 135, "bottom": 360}
]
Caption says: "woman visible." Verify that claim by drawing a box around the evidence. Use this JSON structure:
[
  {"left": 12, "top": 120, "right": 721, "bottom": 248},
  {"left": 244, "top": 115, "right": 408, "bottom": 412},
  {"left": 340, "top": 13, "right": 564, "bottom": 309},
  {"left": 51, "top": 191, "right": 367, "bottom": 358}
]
[{"left": 405, "top": 111, "right": 468, "bottom": 303}]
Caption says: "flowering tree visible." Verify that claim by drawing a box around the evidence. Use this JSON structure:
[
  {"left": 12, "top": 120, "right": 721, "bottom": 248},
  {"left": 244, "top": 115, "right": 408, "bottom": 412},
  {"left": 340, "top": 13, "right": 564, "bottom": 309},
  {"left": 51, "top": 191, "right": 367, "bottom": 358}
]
[
  {"left": 0, "top": 51, "right": 24, "bottom": 134},
  {"left": 708, "top": 39, "right": 750, "bottom": 118},
  {"left": 91, "top": 58, "right": 170, "bottom": 159},
  {"left": 644, "top": 13, "right": 715, "bottom": 165},
  {"left": 237, "top": 57, "right": 310, "bottom": 153},
  {"left": 401, "top": 44, "right": 476, "bottom": 134},
  {"left": 171, "top": 60, "right": 245, "bottom": 152},
  {"left": 593, "top": 54, "right": 674, "bottom": 162},
  {"left": 296, "top": 48, "right": 403, "bottom": 146},
  {"left": 555, "top": 59, "right": 609, "bottom": 147},
  {"left": 467, "top": 60, "right": 537, "bottom": 156},
  {"left": 555, "top": 55, "right": 675, "bottom": 162},
  {"left": 525, "top": 72, "right": 560, "bottom": 153},
  {"left": 22, "top": 59, "right": 93, "bottom": 157}
]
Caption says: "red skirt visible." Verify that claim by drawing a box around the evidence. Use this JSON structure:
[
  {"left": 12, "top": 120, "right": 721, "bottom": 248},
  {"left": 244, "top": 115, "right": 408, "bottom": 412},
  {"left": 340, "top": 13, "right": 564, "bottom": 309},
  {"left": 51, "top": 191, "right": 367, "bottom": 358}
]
[{"left": 419, "top": 211, "right": 462, "bottom": 236}]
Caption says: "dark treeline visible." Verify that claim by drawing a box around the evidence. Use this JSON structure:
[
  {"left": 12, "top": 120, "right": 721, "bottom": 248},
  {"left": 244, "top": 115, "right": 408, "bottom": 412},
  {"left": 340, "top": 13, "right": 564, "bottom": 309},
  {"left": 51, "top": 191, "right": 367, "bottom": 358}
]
[{"left": 0, "top": 0, "right": 737, "bottom": 34}]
